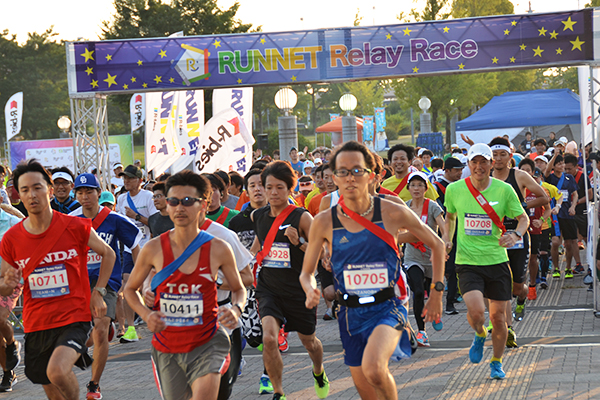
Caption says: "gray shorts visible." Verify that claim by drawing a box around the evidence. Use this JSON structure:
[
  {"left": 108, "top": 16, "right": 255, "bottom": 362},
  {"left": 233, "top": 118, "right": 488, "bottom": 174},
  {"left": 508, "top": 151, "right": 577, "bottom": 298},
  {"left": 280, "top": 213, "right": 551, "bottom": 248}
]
[
  {"left": 90, "top": 280, "right": 118, "bottom": 321},
  {"left": 151, "top": 327, "right": 230, "bottom": 400}
]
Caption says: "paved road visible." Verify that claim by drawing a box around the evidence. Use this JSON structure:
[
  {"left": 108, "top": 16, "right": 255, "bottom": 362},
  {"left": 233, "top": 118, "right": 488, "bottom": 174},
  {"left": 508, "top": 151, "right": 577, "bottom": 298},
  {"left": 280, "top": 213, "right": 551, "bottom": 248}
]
[{"left": 3, "top": 250, "right": 600, "bottom": 399}]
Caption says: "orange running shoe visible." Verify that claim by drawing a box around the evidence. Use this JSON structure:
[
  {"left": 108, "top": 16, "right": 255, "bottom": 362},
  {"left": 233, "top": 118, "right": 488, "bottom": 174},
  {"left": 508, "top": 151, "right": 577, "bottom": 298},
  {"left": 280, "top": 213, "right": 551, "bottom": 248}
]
[{"left": 527, "top": 286, "right": 537, "bottom": 301}]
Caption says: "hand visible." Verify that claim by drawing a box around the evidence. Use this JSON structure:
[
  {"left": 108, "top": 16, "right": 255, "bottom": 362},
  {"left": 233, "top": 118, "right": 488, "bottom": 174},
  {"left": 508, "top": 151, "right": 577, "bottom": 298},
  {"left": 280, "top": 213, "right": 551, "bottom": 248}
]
[
  {"left": 284, "top": 226, "right": 300, "bottom": 246},
  {"left": 422, "top": 290, "right": 443, "bottom": 323},
  {"left": 305, "top": 287, "right": 321, "bottom": 309},
  {"left": 460, "top": 134, "right": 475, "bottom": 146},
  {"left": 4, "top": 266, "right": 22, "bottom": 291},
  {"left": 532, "top": 219, "right": 542, "bottom": 229},
  {"left": 90, "top": 290, "right": 107, "bottom": 319},
  {"left": 569, "top": 206, "right": 576, "bottom": 216},
  {"left": 303, "top": 146, "right": 308, "bottom": 154},
  {"left": 218, "top": 305, "right": 240, "bottom": 331},
  {"left": 499, "top": 232, "right": 518, "bottom": 248},
  {"left": 144, "top": 288, "right": 156, "bottom": 308},
  {"left": 147, "top": 311, "right": 167, "bottom": 333},
  {"left": 124, "top": 207, "right": 138, "bottom": 219},
  {"left": 552, "top": 206, "right": 560, "bottom": 215}
]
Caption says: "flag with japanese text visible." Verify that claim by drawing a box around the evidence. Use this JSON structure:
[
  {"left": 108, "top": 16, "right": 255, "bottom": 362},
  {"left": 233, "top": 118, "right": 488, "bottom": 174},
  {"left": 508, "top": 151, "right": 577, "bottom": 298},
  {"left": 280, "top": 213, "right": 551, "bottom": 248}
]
[
  {"left": 130, "top": 93, "right": 145, "bottom": 133},
  {"left": 145, "top": 91, "right": 179, "bottom": 176},
  {"left": 578, "top": 66, "right": 600, "bottom": 147},
  {"left": 4, "top": 92, "right": 23, "bottom": 141},
  {"left": 170, "top": 90, "right": 205, "bottom": 173}
]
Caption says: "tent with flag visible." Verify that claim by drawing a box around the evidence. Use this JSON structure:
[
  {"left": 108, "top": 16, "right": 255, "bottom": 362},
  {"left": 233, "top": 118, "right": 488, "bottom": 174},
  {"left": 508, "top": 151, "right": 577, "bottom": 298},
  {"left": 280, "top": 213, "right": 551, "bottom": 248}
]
[
  {"left": 456, "top": 89, "right": 581, "bottom": 148},
  {"left": 315, "top": 117, "right": 364, "bottom": 146}
]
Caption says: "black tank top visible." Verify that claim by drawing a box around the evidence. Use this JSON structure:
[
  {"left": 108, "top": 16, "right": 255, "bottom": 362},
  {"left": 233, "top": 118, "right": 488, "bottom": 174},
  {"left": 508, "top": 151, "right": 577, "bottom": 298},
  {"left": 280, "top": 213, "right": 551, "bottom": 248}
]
[{"left": 501, "top": 168, "right": 524, "bottom": 229}]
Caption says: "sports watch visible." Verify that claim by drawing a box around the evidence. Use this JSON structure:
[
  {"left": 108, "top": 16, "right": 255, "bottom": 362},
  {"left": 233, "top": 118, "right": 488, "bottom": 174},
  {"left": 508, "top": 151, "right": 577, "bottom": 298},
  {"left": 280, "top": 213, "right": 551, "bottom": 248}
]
[
  {"left": 135, "top": 214, "right": 142, "bottom": 221},
  {"left": 431, "top": 281, "right": 444, "bottom": 292},
  {"left": 94, "top": 286, "right": 107, "bottom": 296}
]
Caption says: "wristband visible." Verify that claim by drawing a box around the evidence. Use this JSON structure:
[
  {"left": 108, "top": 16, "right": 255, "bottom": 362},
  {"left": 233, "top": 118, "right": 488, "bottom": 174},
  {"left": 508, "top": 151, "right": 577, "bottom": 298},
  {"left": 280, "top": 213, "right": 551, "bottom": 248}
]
[{"left": 233, "top": 303, "right": 244, "bottom": 315}]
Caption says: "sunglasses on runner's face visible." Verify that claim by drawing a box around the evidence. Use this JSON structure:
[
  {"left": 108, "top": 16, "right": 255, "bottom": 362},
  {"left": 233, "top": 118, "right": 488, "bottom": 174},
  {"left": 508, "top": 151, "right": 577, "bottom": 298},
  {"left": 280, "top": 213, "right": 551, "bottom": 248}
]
[
  {"left": 333, "top": 168, "right": 372, "bottom": 177},
  {"left": 166, "top": 197, "right": 203, "bottom": 206}
]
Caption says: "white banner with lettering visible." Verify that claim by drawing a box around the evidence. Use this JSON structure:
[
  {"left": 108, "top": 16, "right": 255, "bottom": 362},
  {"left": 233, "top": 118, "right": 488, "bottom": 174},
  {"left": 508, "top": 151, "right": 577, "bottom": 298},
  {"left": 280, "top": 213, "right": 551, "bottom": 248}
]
[
  {"left": 578, "top": 66, "right": 600, "bottom": 147},
  {"left": 171, "top": 90, "right": 205, "bottom": 173},
  {"left": 4, "top": 92, "right": 23, "bottom": 141},
  {"left": 194, "top": 108, "right": 255, "bottom": 175},
  {"left": 145, "top": 92, "right": 180, "bottom": 176},
  {"left": 130, "top": 93, "right": 145, "bottom": 133}
]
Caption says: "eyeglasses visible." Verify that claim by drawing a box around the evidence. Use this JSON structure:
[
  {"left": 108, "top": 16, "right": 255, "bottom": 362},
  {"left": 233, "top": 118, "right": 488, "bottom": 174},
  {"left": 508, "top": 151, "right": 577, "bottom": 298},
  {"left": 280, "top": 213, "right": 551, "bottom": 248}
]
[
  {"left": 332, "top": 168, "right": 372, "bottom": 177},
  {"left": 165, "top": 197, "right": 203, "bottom": 207}
]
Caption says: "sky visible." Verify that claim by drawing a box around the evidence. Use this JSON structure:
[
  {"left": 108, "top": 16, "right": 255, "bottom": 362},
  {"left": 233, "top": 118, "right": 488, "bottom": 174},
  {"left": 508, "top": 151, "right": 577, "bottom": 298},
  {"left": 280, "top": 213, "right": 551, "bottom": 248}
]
[{"left": 0, "top": 0, "right": 587, "bottom": 43}]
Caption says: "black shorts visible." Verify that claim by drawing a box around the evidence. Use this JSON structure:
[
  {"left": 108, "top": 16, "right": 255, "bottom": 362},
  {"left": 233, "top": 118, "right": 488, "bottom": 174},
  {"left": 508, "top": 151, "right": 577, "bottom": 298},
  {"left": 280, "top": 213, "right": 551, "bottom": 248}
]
[
  {"left": 456, "top": 263, "right": 513, "bottom": 301},
  {"left": 540, "top": 228, "right": 552, "bottom": 253},
  {"left": 256, "top": 291, "right": 317, "bottom": 336},
  {"left": 24, "top": 321, "right": 92, "bottom": 385},
  {"left": 507, "top": 232, "right": 530, "bottom": 284},
  {"left": 575, "top": 213, "right": 588, "bottom": 238},
  {"left": 530, "top": 234, "right": 541, "bottom": 255},
  {"left": 556, "top": 218, "right": 578, "bottom": 241},
  {"left": 317, "top": 262, "right": 334, "bottom": 289}
]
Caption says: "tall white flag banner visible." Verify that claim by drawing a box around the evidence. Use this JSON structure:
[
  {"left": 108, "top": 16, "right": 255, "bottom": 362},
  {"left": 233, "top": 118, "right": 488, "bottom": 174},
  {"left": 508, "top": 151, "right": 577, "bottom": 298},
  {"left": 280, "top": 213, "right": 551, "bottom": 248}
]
[
  {"left": 578, "top": 66, "right": 600, "bottom": 147},
  {"left": 145, "top": 91, "right": 179, "bottom": 176},
  {"left": 171, "top": 90, "right": 205, "bottom": 173},
  {"left": 4, "top": 92, "right": 23, "bottom": 141},
  {"left": 194, "top": 108, "right": 255, "bottom": 175},
  {"left": 130, "top": 93, "right": 145, "bottom": 133}
]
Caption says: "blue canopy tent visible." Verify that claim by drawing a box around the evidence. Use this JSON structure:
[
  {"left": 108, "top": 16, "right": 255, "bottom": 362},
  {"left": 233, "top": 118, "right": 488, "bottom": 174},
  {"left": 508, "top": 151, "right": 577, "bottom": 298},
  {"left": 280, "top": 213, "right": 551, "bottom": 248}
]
[{"left": 456, "top": 89, "right": 581, "bottom": 149}]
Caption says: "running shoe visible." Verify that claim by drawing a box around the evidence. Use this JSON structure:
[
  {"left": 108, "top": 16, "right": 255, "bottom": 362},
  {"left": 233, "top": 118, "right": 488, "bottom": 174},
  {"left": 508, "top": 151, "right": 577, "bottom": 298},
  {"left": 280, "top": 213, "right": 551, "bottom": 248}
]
[
  {"left": 578, "top": 240, "right": 585, "bottom": 250},
  {"left": 573, "top": 263, "right": 585, "bottom": 275},
  {"left": 432, "top": 318, "right": 443, "bottom": 331},
  {"left": 513, "top": 301, "right": 525, "bottom": 322},
  {"left": 313, "top": 370, "right": 330, "bottom": 399},
  {"left": 506, "top": 326, "right": 518, "bottom": 348},
  {"left": 445, "top": 305, "right": 459, "bottom": 315},
  {"left": 323, "top": 309, "right": 334, "bottom": 321},
  {"left": 278, "top": 329, "right": 289, "bottom": 353},
  {"left": 527, "top": 286, "right": 537, "bottom": 301},
  {"left": 565, "top": 269, "right": 574, "bottom": 279},
  {"left": 108, "top": 322, "right": 115, "bottom": 342},
  {"left": 540, "top": 277, "right": 548, "bottom": 290},
  {"left": 469, "top": 331, "right": 486, "bottom": 363},
  {"left": 487, "top": 322, "right": 493, "bottom": 334},
  {"left": 4, "top": 341, "right": 20, "bottom": 371},
  {"left": 455, "top": 295, "right": 463, "bottom": 303},
  {"left": 552, "top": 269, "right": 561, "bottom": 279},
  {"left": 584, "top": 270, "right": 594, "bottom": 285},
  {"left": 0, "top": 370, "right": 16, "bottom": 392},
  {"left": 259, "top": 375, "right": 274, "bottom": 395},
  {"left": 238, "top": 357, "right": 247, "bottom": 377},
  {"left": 416, "top": 331, "right": 430, "bottom": 347},
  {"left": 272, "top": 394, "right": 286, "bottom": 400},
  {"left": 134, "top": 315, "right": 144, "bottom": 326},
  {"left": 490, "top": 361, "right": 506, "bottom": 380},
  {"left": 535, "top": 275, "right": 541, "bottom": 285},
  {"left": 120, "top": 326, "right": 139, "bottom": 343},
  {"left": 257, "top": 344, "right": 264, "bottom": 352},
  {"left": 86, "top": 381, "right": 102, "bottom": 399},
  {"left": 558, "top": 245, "right": 565, "bottom": 255}
]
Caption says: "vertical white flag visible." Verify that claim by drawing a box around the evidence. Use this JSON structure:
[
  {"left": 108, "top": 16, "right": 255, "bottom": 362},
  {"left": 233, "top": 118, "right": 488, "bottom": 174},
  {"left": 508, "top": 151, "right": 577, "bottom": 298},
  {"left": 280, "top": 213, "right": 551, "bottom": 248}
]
[
  {"left": 145, "top": 91, "right": 179, "bottom": 176},
  {"left": 130, "top": 93, "right": 145, "bottom": 133},
  {"left": 171, "top": 90, "right": 205, "bottom": 173},
  {"left": 4, "top": 92, "right": 23, "bottom": 141},
  {"left": 578, "top": 66, "right": 600, "bottom": 147}
]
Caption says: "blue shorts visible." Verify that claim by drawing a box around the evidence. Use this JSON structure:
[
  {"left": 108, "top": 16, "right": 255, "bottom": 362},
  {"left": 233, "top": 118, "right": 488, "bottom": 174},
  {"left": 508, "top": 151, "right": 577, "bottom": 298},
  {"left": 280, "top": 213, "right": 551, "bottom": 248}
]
[
  {"left": 338, "top": 303, "right": 410, "bottom": 367},
  {"left": 122, "top": 251, "right": 134, "bottom": 275}
]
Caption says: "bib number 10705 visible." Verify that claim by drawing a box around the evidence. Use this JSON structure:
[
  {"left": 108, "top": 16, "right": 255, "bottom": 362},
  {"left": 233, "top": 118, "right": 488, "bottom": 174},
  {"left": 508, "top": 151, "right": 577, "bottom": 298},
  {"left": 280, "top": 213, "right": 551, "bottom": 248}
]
[{"left": 343, "top": 262, "right": 389, "bottom": 296}]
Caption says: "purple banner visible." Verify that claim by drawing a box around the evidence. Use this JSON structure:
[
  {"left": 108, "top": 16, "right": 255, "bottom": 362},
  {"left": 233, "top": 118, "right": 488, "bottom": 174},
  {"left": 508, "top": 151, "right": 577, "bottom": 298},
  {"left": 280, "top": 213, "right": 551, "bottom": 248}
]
[{"left": 67, "top": 10, "right": 593, "bottom": 95}]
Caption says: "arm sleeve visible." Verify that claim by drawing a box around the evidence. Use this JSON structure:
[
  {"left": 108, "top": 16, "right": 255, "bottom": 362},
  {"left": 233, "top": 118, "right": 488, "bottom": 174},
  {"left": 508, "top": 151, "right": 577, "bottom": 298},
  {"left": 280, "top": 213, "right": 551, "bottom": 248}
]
[
  {"left": 117, "top": 214, "right": 143, "bottom": 249},
  {"left": 430, "top": 200, "right": 444, "bottom": 221},
  {"left": 444, "top": 184, "right": 456, "bottom": 214}
]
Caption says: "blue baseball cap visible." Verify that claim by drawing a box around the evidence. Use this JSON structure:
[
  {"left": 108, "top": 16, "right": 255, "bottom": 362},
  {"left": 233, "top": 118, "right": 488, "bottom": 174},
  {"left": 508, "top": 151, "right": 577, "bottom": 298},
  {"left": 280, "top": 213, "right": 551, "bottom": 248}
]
[{"left": 74, "top": 173, "right": 100, "bottom": 189}]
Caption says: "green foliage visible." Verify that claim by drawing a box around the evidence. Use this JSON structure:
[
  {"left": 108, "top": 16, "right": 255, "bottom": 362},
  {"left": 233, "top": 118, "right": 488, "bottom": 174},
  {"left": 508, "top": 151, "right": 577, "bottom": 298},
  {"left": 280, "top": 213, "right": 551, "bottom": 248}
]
[
  {"left": 257, "top": 128, "right": 312, "bottom": 156},
  {"left": 451, "top": 0, "right": 514, "bottom": 18},
  {"left": 586, "top": 0, "right": 600, "bottom": 7},
  {"left": 532, "top": 67, "right": 579, "bottom": 93}
]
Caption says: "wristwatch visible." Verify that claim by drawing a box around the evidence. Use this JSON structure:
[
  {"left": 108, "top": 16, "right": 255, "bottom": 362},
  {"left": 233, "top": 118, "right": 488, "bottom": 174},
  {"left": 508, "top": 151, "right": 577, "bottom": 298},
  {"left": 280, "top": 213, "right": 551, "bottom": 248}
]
[
  {"left": 430, "top": 281, "right": 445, "bottom": 292},
  {"left": 135, "top": 214, "right": 142, "bottom": 221},
  {"left": 298, "top": 237, "right": 307, "bottom": 246},
  {"left": 93, "top": 286, "right": 107, "bottom": 296},
  {"left": 512, "top": 230, "right": 523, "bottom": 239}
]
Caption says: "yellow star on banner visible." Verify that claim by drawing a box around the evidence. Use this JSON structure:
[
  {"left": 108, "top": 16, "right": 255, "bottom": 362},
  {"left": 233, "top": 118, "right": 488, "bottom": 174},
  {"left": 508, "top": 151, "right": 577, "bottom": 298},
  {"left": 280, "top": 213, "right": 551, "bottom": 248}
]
[
  {"left": 504, "top": 29, "right": 510, "bottom": 35},
  {"left": 169, "top": 77, "right": 175, "bottom": 83},
  {"left": 556, "top": 48, "right": 563, "bottom": 55},
  {"left": 237, "top": 78, "right": 242, "bottom": 84},
  {"left": 123, "top": 84, "right": 128, "bottom": 90},
  {"left": 104, "top": 73, "right": 117, "bottom": 87},
  {"left": 533, "top": 46, "right": 544, "bottom": 57},
  {"left": 106, "top": 54, "right": 112, "bottom": 61},
  {"left": 510, "top": 57, "right": 516, "bottom": 63},
  {"left": 81, "top": 48, "right": 94, "bottom": 62},
  {"left": 403, "top": 27, "right": 412, "bottom": 36},
  {"left": 511, "top": 20, "right": 517, "bottom": 26},
  {"left": 492, "top": 57, "right": 498, "bottom": 64},
  {"left": 260, "top": 38, "right": 266, "bottom": 44},
  {"left": 137, "top": 60, "right": 143, "bottom": 66},
  {"left": 154, "top": 75, "right": 162, "bottom": 84},
  {"left": 291, "top": 76, "right": 297, "bottom": 81},
  {"left": 142, "top": 83, "right": 148, "bottom": 88},
  {"left": 386, "top": 33, "right": 392, "bottom": 40},
  {"left": 550, "top": 30, "right": 558, "bottom": 39},
  {"left": 213, "top": 40, "right": 221, "bottom": 48},
  {"left": 570, "top": 36, "right": 584, "bottom": 51},
  {"left": 443, "top": 26, "right": 449, "bottom": 33},
  {"left": 85, "top": 67, "right": 93, "bottom": 76},
  {"left": 159, "top": 50, "right": 167, "bottom": 58},
  {"left": 91, "top": 80, "right": 98, "bottom": 88},
  {"left": 458, "top": 63, "right": 465, "bottom": 69},
  {"left": 131, "top": 76, "right": 136, "bottom": 83},
  {"left": 538, "top": 27, "right": 547, "bottom": 36},
  {"left": 412, "top": 66, "right": 419, "bottom": 73},
  {"left": 520, "top": 44, "right": 527, "bottom": 51},
  {"left": 562, "top": 16, "right": 577, "bottom": 31}
]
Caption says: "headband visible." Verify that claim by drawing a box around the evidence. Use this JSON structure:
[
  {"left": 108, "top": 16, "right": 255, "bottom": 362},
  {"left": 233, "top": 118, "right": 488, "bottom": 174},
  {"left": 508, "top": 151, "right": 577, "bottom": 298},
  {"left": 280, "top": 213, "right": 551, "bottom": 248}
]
[{"left": 490, "top": 144, "right": 511, "bottom": 154}]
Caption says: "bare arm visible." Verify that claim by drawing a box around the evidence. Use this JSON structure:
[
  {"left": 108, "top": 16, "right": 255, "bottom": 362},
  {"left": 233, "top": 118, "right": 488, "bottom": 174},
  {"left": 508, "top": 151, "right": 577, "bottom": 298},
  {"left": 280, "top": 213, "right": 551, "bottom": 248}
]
[
  {"left": 212, "top": 240, "right": 247, "bottom": 330},
  {"left": 444, "top": 212, "right": 457, "bottom": 252},
  {"left": 517, "top": 169, "right": 548, "bottom": 209},
  {"left": 88, "top": 228, "right": 116, "bottom": 318},
  {"left": 300, "top": 212, "right": 330, "bottom": 309},
  {"left": 0, "top": 259, "right": 21, "bottom": 297},
  {"left": 131, "top": 245, "right": 140, "bottom": 264},
  {"left": 219, "top": 265, "right": 253, "bottom": 290}
]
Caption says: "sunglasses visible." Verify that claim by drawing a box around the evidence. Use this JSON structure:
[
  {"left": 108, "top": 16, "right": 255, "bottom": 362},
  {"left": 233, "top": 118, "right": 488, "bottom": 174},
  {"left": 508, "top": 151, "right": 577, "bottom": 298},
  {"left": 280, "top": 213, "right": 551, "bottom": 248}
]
[
  {"left": 332, "top": 168, "right": 372, "bottom": 177},
  {"left": 166, "top": 197, "right": 203, "bottom": 207}
]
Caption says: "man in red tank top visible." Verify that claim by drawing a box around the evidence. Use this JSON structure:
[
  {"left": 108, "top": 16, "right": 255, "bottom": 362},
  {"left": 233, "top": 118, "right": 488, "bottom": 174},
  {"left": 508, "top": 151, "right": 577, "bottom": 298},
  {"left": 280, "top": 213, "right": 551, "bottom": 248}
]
[
  {"left": 0, "top": 159, "right": 116, "bottom": 400},
  {"left": 124, "top": 171, "right": 246, "bottom": 400}
]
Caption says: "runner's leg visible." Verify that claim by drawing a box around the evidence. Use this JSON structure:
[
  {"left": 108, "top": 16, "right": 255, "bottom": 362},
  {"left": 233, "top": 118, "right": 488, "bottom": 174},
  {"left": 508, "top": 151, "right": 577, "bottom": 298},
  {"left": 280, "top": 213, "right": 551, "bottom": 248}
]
[
  {"left": 217, "top": 327, "right": 242, "bottom": 400},
  {"left": 297, "top": 332, "right": 324, "bottom": 376},
  {"left": 349, "top": 366, "right": 377, "bottom": 400},
  {"left": 361, "top": 324, "right": 402, "bottom": 400},
  {"left": 44, "top": 346, "right": 81, "bottom": 400},
  {"left": 122, "top": 273, "right": 135, "bottom": 327},
  {"left": 261, "top": 316, "right": 284, "bottom": 395},
  {"left": 488, "top": 300, "right": 508, "bottom": 360},
  {"left": 190, "top": 372, "right": 221, "bottom": 400},
  {"left": 407, "top": 266, "right": 426, "bottom": 332},
  {"left": 91, "top": 316, "right": 111, "bottom": 384}
]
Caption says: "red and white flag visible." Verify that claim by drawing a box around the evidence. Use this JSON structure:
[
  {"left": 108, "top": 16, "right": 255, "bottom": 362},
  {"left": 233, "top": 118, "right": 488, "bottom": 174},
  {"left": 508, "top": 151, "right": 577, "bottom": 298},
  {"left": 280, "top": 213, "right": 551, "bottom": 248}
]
[{"left": 4, "top": 92, "right": 23, "bottom": 141}]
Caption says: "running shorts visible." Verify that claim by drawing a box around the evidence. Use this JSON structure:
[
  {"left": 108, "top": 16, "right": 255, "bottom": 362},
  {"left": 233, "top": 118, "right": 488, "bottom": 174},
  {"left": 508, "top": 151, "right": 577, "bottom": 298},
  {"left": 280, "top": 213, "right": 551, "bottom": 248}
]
[
  {"left": 317, "top": 261, "right": 334, "bottom": 289},
  {"left": 456, "top": 263, "right": 512, "bottom": 301},
  {"left": 90, "top": 279, "right": 118, "bottom": 321},
  {"left": 122, "top": 251, "right": 134, "bottom": 275},
  {"left": 575, "top": 213, "right": 588, "bottom": 239},
  {"left": 557, "top": 218, "right": 577, "bottom": 241},
  {"left": 507, "top": 232, "right": 530, "bottom": 284},
  {"left": 256, "top": 291, "right": 317, "bottom": 336},
  {"left": 530, "top": 234, "right": 541, "bottom": 256}
]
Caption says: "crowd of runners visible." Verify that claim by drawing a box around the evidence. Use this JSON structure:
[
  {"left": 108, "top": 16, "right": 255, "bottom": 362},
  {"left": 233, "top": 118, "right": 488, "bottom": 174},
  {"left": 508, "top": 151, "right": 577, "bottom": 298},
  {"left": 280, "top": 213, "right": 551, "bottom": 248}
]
[{"left": 0, "top": 132, "right": 596, "bottom": 399}]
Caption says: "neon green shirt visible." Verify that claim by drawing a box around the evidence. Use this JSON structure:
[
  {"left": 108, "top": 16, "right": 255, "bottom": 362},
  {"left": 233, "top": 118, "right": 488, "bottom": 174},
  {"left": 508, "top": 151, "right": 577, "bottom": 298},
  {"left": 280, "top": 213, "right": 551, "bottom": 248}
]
[{"left": 445, "top": 178, "right": 524, "bottom": 266}]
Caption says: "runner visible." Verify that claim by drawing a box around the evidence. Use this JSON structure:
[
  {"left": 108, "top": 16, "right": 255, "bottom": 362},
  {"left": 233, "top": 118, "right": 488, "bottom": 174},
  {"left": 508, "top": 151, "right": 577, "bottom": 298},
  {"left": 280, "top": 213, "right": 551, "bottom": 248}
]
[
  {"left": 444, "top": 143, "right": 529, "bottom": 379},
  {"left": 50, "top": 167, "right": 81, "bottom": 214},
  {"left": 0, "top": 159, "right": 116, "bottom": 400},
  {"left": 489, "top": 137, "right": 548, "bottom": 329},
  {"left": 124, "top": 170, "right": 246, "bottom": 400},
  {"left": 148, "top": 182, "right": 174, "bottom": 237},
  {"left": 250, "top": 161, "right": 329, "bottom": 400},
  {"left": 304, "top": 164, "right": 327, "bottom": 208},
  {"left": 204, "top": 174, "right": 240, "bottom": 228},
  {"left": 215, "top": 170, "right": 239, "bottom": 210},
  {"left": 307, "top": 163, "right": 336, "bottom": 216},
  {"left": 382, "top": 144, "right": 438, "bottom": 202},
  {"left": 301, "top": 141, "right": 444, "bottom": 399}
]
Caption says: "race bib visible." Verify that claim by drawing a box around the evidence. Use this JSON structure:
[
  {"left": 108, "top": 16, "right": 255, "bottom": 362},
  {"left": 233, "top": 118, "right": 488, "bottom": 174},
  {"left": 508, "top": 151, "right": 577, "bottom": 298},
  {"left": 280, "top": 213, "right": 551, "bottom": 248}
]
[
  {"left": 343, "top": 262, "right": 389, "bottom": 296},
  {"left": 87, "top": 250, "right": 102, "bottom": 270},
  {"left": 160, "top": 292, "right": 203, "bottom": 327},
  {"left": 138, "top": 224, "right": 148, "bottom": 237},
  {"left": 561, "top": 190, "right": 569, "bottom": 202},
  {"left": 464, "top": 213, "right": 493, "bottom": 236},
  {"left": 508, "top": 236, "right": 524, "bottom": 250},
  {"left": 263, "top": 243, "right": 291, "bottom": 269},
  {"left": 529, "top": 208, "right": 536, "bottom": 217},
  {"left": 28, "top": 264, "right": 70, "bottom": 299}
]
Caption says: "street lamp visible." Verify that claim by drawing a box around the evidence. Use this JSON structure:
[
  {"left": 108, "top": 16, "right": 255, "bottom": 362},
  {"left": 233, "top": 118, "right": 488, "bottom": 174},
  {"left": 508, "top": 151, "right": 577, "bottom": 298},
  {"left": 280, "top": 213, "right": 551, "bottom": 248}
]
[
  {"left": 418, "top": 96, "right": 431, "bottom": 113},
  {"left": 339, "top": 93, "right": 358, "bottom": 144},
  {"left": 57, "top": 115, "right": 71, "bottom": 138},
  {"left": 275, "top": 87, "right": 298, "bottom": 161},
  {"left": 418, "top": 96, "right": 432, "bottom": 134}
]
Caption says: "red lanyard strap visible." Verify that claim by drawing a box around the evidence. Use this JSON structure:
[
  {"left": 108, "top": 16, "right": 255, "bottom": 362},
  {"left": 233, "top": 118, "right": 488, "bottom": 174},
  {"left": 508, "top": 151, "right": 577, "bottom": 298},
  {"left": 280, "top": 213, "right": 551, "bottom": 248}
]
[
  {"left": 215, "top": 207, "right": 230, "bottom": 225},
  {"left": 92, "top": 206, "right": 111, "bottom": 231},
  {"left": 200, "top": 218, "right": 212, "bottom": 231},
  {"left": 393, "top": 174, "right": 410, "bottom": 195},
  {"left": 410, "top": 199, "right": 430, "bottom": 253},
  {"left": 465, "top": 177, "right": 506, "bottom": 234},
  {"left": 256, "top": 205, "right": 296, "bottom": 266}
]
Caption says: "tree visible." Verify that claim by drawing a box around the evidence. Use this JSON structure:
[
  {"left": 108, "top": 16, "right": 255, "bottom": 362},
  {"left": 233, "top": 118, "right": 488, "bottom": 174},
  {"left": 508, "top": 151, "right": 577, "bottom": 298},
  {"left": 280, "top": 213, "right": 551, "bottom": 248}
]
[{"left": 451, "top": 0, "right": 514, "bottom": 19}]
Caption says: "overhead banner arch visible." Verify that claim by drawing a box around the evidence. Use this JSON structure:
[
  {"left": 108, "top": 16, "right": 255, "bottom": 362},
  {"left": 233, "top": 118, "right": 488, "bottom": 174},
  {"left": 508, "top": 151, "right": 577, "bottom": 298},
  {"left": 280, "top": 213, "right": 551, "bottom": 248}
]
[{"left": 66, "top": 9, "right": 598, "bottom": 96}]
